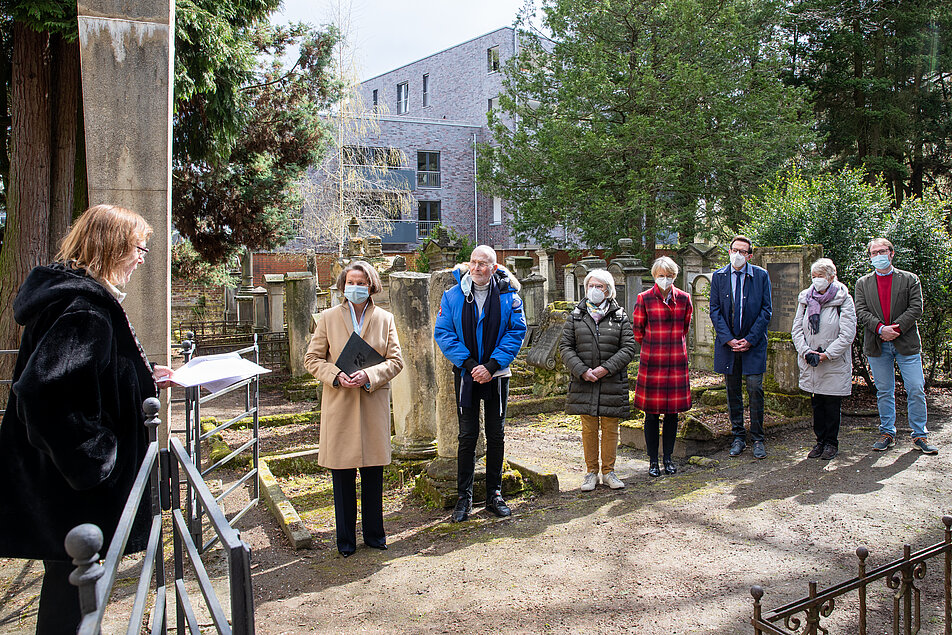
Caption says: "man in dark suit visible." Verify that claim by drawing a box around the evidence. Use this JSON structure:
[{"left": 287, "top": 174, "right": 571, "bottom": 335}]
[
  {"left": 854, "top": 238, "right": 936, "bottom": 454},
  {"left": 710, "top": 235, "right": 773, "bottom": 458}
]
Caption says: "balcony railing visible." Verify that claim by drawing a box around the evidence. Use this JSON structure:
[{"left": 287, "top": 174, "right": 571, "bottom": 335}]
[
  {"left": 417, "top": 171, "right": 440, "bottom": 188},
  {"left": 417, "top": 220, "right": 439, "bottom": 239}
]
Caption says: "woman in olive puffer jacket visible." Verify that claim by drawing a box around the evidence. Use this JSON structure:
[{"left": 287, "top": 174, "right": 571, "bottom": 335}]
[{"left": 559, "top": 269, "right": 637, "bottom": 492}]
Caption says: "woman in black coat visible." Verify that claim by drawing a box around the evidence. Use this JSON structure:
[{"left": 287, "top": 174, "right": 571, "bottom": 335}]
[
  {"left": 559, "top": 269, "right": 637, "bottom": 492},
  {"left": 0, "top": 205, "right": 172, "bottom": 634}
]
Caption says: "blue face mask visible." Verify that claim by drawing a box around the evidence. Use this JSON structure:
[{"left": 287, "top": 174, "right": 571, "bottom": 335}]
[
  {"left": 870, "top": 254, "right": 891, "bottom": 270},
  {"left": 344, "top": 284, "right": 370, "bottom": 304}
]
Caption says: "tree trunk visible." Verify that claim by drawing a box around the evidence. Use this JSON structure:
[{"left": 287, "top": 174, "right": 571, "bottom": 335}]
[
  {"left": 48, "top": 34, "right": 80, "bottom": 256},
  {"left": 0, "top": 23, "right": 52, "bottom": 402}
]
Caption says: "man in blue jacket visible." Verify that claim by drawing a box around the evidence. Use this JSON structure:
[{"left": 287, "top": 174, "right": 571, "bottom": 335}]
[
  {"left": 434, "top": 245, "right": 527, "bottom": 522},
  {"left": 709, "top": 235, "right": 773, "bottom": 459}
]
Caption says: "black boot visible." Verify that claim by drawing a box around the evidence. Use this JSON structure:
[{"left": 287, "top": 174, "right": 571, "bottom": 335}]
[{"left": 451, "top": 497, "right": 473, "bottom": 523}]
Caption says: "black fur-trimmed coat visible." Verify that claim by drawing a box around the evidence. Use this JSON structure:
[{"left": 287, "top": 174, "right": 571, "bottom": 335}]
[{"left": 0, "top": 264, "right": 156, "bottom": 560}]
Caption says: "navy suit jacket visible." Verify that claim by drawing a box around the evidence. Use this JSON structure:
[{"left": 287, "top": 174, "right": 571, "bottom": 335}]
[{"left": 709, "top": 263, "right": 772, "bottom": 375}]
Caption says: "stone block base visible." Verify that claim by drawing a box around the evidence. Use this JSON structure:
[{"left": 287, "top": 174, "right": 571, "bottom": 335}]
[{"left": 416, "top": 457, "right": 525, "bottom": 508}]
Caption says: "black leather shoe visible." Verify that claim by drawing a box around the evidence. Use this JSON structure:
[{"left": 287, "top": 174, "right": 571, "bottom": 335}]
[
  {"left": 339, "top": 549, "right": 354, "bottom": 558},
  {"left": 486, "top": 495, "right": 511, "bottom": 518},
  {"left": 648, "top": 462, "right": 661, "bottom": 477},
  {"left": 451, "top": 497, "right": 473, "bottom": 523},
  {"left": 729, "top": 438, "right": 746, "bottom": 456},
  {"left": 753, "top": 440, "right": 767, "bottom": 459},
  {"left": 365, "top": 542, "right": 388, "bottom": 550},
  {"left": 663, "top": 459, "right": 677, "bottom": 475}
]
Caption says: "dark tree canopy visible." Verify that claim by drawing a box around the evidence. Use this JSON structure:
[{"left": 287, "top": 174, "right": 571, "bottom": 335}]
[
  {"left": 478, "top": 0, "right": 815, "bottom": 256},
  {"left": 783, "top": 0, "right": 952, "bottom": 204}
]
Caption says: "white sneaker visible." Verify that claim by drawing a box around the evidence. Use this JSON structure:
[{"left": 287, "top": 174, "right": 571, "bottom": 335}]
[
  {"left": 602, "top": 471, "right": 626, "bottom": 490},
  {"left": 580, "top": 472, "right": 599, "bottom": 492}
]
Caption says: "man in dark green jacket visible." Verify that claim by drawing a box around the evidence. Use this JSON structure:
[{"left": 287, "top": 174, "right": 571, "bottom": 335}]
[{"left": 854, "top": 238, "right": 937, "bottom": 454}]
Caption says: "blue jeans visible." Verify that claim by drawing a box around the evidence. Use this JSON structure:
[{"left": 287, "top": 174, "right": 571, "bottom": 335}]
[{"left": 866, "top": 341, "right": 928, "bottom": 439}]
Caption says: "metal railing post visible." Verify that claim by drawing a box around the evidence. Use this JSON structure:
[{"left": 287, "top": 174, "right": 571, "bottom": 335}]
[{"left": 65, "top": 524, "right": 105, "bottom": 621}]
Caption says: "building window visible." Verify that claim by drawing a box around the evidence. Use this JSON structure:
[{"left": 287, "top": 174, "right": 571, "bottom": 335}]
[
  {"left": 488, "top": 97, "right": 498, "bottom": 112},
  {"left": 343, "top": 145, "right": 403, "bottom": 167},
  {"left": 372, "top": 89, "right": 378, "bottom": 109},
  {"left": 487, "top": 46, "right": 500, "bottom": 73},
  {"left": 397, "top": 82, "right": 409, "bottom": 114},
  {"left": 422, "top": 74, "right": 429, "bottom": 108},
  {"left": 492, "top": 197, "right": 502, "bottom": 225},
  {"left": 417, "top": 151, "right": 441, "bottom": 188},
  {"left": 418, "top": 201, "right": 441, "bottom": 238}
]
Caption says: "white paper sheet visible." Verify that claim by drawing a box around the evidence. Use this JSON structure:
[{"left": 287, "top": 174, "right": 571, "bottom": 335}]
[{"left": 171, "top": 352, "right": 271, "bottom": 393}]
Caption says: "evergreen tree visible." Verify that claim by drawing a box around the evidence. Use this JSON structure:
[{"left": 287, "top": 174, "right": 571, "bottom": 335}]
[
  {"left": 478, "top": 0, "right": 815, "bottom": 256},
  {"left": 784, "top": 0, "right": 952, "bottom": 203}
]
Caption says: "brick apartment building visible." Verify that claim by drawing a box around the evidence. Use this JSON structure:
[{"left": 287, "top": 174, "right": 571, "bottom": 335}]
[{"left": 355, "top": 26, "right": 525, "bottom": 251}]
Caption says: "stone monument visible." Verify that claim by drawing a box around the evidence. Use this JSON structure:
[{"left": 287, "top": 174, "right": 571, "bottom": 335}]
[
  {"left": 78, "top": 0, "right": 173, "bottom": 425},
  {"left": 675, "top": 243, "right": 721, "bottom": 293},
  {"left": 607, "top": 239, "right": 648, "bottom": 318},
  {"left": 285, "top": 272, "right": 317, "bottom": 377},
  {"left": 388, "top": 272, "right": 437, "bottom": 459},
  {"left": 750, "top": 244, "right": 823, "bottom": 334}
]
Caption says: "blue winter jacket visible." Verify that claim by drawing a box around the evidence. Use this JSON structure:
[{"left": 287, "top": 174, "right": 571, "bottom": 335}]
[
  {"left": 434, "top": 266, "right": 527, "bottom": 371},
  {"left": 709, "top": 263, "right": 773, "bottom": 375}
]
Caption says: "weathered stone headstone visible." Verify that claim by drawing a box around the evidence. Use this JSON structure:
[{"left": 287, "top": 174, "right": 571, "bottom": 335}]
[
  {"left": 264, "top": 274, "right": 285, "bottom": 332},
  {"left": 690, "top": 274, "right": 715, "bottom": 371},
  {"left": 285, "top": 272, "right": 317, "bottom": 377},
  {"left": 423, "top": 226, "right": 461, "bottom": 271},
  {"left": 519, "top": 273, "right": 546, "bottom": 329},
  {"left": 563, "top": 266, "right": 577, "bottom": 303},
  {"left": 675, "top": 243, "right": 721, "bottom": 293},
  {"left": 389, "top": 272, "right": 437, "bottom": 459},
  {"left": 251, "top": 286, "right": 268, "bottom": 330},
  {"left": 751, "top": 245, "right": 823, "bottom": 334},
  {"left": 608, "top": 239, "right": 648, "bottom": 319},
  {"left": 526, "top": 303, "right": 572, "bottom": 397},
  {"left": 535, "top": 248, "right": 557, "bottom": 304}
]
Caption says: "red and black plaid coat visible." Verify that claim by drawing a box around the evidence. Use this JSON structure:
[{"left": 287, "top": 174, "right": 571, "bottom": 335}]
[{"left": 631, "top": 285, "right": 693, "bottom": 414}]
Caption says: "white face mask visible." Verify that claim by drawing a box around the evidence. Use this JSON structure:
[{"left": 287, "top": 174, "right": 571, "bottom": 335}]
[
  {"left": 812, "top": 277, "right": 831, "bottom": 293},
  {"left": 730, "top": 251, "right": 747, "bottom": 269},
  {"left": 586, "top": 287, "right": 606, "bottom": 304},
  {"left": 655, "top": 276, "right": 674, "bottom": 291}
]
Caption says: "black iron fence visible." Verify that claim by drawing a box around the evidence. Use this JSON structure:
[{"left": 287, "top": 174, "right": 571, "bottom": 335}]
[
  {"left": 179, "top": 336, "right": 261, "bottom": 553},
  {"left": 752, "top": 515, "right": 952, "bottom": 634},
  {"left": 66, "top": 398, "right": 254, "bottom": 634}
]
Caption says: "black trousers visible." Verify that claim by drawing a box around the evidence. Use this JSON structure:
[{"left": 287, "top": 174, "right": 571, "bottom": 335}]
[
  {"left": 644, "top": 412, "right": 678, "bottom": 462},
  {"left": 811, "top": 394, "right": 842, "bottom": 446},
  {"left": 727, "top": 353, "right": 765, "bottom": 442},
  {"left": 455, "top": 373, "right": 508, "bottom": 501},
  {"left": 37, "top": 559, "right": 82, "bottom": 634},
  {"left": 330, "top": 466, "right": 385, "bottom": 554}
]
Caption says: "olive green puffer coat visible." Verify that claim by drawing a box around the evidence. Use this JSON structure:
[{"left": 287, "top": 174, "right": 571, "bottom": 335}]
[{"left": 559, "top": 299, "right": 637, "bottom": 419}]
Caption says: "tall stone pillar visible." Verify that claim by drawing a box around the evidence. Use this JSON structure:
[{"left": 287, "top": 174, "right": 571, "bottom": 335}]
[
  {"left": 285, "top": 272, "right": 317, "bottom": 378},
  {"left": 536, "top": 248, "right": 557, "bottom": 304},
  {"left": 78, "top": 0, "right": 173, "bottom": 429},
  {"left": 388, "top": 272, "right": 437, "bottom": 459}
]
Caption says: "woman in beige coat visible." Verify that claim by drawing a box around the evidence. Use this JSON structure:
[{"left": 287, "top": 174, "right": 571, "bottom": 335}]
[
  {"left": 791, "top": 258, "right": 857, "bottom": 460},
  {"left": 304, "top": 261, "right": 403, "bottom": 556}
]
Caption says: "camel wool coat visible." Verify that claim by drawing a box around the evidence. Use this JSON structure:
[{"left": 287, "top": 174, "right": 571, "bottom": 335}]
[{"left": 304, "top": 300, "right": 404, "bottom": 469}]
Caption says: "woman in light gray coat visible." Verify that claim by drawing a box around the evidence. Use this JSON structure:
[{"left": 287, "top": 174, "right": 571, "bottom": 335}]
[{"left": 791, "top": 258, "right": 857, "bottom": 460}]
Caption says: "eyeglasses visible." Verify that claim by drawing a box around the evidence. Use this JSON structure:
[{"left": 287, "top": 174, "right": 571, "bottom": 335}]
[
  {"left": 870, "top": 248, "right": 890, "bottom": 256},
  {"left": 730, "top": 247, "right": 750, "bottom": 256},
  {"left": 135, "top": 245, "right": 149, "bottom": 258}
]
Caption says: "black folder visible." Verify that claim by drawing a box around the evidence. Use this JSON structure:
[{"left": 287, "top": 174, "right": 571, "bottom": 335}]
[{"left": 335, "top": 331, "right": 386, "bottom": 375}]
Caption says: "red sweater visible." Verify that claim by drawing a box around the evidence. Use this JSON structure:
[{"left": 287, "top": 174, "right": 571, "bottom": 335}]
[{"left": 876, "top": 272, "right": 893, "bottom": 331}]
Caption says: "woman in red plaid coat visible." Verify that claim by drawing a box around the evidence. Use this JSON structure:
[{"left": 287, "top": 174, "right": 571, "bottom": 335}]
[{"left": 632, "top": 256, "right": 693, "bottom": 477}]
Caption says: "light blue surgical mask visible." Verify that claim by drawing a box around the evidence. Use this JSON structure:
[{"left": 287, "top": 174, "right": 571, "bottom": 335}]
[
  {"left": 344, "top": 284, "right": 370, "bottom": 304},
  {"left": 870, "top": 254, "right": 891, "bottom": 270}
]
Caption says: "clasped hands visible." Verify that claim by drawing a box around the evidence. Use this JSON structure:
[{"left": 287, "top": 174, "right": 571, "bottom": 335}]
[
  {"left": 582, "top": 366, "right": 609, "bottom": 382},
  {"left": 337, "top": 369, "right": 370, "bottom": 388},
  {"left": 879, "top": 324, "right": 901, "bottom": 342},
  {"left": 727, "top": 338, "right": 751, "bottom": 353}
]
